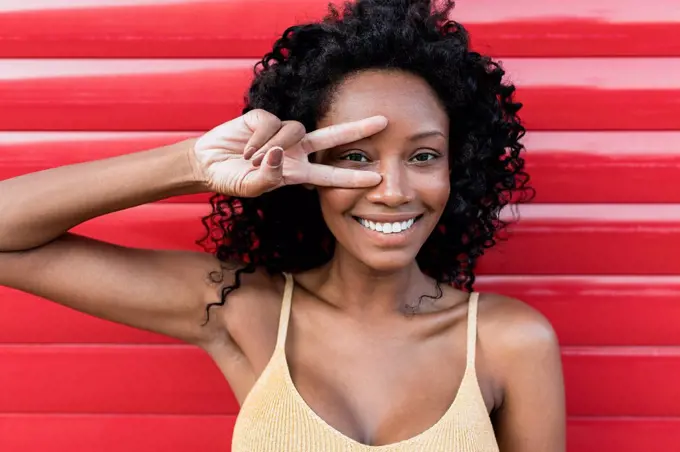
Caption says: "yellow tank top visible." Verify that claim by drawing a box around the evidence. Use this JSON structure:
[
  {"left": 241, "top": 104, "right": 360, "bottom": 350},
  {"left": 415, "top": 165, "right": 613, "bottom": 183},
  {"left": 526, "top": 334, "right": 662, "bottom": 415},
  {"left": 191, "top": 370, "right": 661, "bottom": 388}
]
[{"left": 232, "top": 273, "right": 499, "bottom": 451}]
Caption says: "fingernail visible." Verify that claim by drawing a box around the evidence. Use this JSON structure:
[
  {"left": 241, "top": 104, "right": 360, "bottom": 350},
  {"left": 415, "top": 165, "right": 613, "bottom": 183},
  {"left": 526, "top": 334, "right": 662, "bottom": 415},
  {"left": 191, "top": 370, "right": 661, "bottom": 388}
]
[
  {"left": 268, "top": 147, "right": 283, "bottom": 167},
  {"left": 244, "top": 146, "right": 257, "bottom": 159}
]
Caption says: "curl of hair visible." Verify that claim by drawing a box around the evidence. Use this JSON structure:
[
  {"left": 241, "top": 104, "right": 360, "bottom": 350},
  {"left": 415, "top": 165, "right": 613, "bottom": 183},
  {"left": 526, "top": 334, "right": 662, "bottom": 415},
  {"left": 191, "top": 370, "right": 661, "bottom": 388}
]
[{"left": 197, "top": 0, "right": 533, "bottom": 323}]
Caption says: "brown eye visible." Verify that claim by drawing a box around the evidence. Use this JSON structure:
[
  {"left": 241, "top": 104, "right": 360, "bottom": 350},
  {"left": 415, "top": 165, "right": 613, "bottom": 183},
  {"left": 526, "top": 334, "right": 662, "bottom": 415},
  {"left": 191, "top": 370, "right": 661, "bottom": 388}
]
[
  {"left": 410, "top": 152, "right": 439, "bottom": 163},
  {"left": 340, "top": 152, "right": 369, "bottom": 163}
]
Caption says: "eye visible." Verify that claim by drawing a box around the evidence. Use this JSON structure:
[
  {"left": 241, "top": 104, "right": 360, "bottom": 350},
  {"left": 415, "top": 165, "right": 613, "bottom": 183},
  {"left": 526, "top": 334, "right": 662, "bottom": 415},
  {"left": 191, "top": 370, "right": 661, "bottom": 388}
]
[
  {"left": 339, "top": 152, "right": 369, "bottom": 163},
  {"left": 410, "top": 151, "right": 440, "bottom": 163}
]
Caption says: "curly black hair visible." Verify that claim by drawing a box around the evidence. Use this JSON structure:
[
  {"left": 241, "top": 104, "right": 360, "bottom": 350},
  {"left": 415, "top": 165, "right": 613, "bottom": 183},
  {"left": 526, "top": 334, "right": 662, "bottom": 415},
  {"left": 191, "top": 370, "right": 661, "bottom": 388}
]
[{"left": 197, "top": 0, "right": 533, "bottom": 322}]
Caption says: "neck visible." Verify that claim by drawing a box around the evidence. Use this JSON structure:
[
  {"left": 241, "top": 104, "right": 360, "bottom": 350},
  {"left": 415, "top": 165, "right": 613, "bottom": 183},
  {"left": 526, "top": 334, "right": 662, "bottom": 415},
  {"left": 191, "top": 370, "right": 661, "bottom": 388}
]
[{"left": 310, "top": 246, "right": 438, "bottom": 317}]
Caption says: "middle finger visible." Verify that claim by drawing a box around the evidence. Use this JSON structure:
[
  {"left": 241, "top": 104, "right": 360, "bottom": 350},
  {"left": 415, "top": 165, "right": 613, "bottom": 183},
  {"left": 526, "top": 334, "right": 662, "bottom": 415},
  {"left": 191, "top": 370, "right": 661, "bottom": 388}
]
[{"left": 298, "top": 116, "right": 388, "bottom": 155}]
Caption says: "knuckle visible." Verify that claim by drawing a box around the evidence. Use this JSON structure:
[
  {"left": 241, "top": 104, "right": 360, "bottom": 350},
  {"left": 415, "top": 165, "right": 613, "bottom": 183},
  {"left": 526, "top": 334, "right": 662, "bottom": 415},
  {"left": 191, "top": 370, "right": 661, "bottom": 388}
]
[
  {"left": 266, "top": 113, "right": 282, "bottom": 128},
  {"left": 298, "top": 136, "right": 314, "bottom": 154},
  {"left": 323, "top": 124, "right": 338, "bottom": 135},
  {"left": 287, "top": 121, "right": 307, "bottom": 139},
  {"left": 328, "top": 167, "right": 339, "bottom": 186},
  {"left": 246, "top": 108, "right": 265, "bottom": 121},
  {"left": 252, "top": 109, "right": 281, "bottom": 127}
]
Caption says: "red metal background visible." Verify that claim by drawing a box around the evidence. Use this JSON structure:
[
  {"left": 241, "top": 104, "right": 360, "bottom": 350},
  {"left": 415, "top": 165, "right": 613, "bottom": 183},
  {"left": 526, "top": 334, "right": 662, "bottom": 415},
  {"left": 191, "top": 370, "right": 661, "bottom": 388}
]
[{"left": 1, "top": 0, "right": 679, "bottom": 450}]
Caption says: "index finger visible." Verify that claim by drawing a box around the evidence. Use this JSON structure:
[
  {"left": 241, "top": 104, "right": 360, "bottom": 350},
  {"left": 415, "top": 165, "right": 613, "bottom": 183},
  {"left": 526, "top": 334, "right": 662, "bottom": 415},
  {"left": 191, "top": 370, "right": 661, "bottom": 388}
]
[
  {"left": 299, "top": 116, "right": 388, "bottom": 154},
  {"left": 303, "top": 163, "right": 382, "bottom": 188}
]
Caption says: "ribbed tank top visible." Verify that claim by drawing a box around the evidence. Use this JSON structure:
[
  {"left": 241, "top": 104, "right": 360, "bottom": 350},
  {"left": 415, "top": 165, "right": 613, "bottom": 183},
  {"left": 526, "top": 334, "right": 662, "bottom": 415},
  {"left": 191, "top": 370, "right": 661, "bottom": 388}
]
[{"left": 232, "top": 273, "right": 499, "bottom": 451}]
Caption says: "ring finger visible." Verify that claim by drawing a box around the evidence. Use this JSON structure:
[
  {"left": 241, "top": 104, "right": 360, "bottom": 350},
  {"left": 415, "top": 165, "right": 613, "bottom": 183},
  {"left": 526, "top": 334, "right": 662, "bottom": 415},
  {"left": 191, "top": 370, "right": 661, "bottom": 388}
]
[{"left": 250, "top": 121, "right": 307, "bottom": 166}]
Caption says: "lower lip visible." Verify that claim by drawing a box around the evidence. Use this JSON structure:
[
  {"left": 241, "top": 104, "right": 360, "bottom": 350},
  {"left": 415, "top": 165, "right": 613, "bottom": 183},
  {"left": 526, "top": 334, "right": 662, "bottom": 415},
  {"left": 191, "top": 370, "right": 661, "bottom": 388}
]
[{"left": 352, "top": 218, "right": 420, "bottom": 246}]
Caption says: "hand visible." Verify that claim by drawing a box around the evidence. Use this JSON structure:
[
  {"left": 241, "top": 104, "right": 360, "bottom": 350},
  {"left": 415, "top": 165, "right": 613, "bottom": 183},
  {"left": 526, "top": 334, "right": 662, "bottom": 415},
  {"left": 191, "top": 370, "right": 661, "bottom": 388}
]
[{"left": 190, "top": 109, "right": 387, "bottom": 197}]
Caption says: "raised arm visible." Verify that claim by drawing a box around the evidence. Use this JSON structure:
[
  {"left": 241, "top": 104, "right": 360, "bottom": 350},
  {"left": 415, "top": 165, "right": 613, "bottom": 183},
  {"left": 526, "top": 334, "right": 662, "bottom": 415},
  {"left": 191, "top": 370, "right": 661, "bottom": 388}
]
[
  {"left": 0, "top": 110, "right": 388, "bottom": 348},
  {"left": 0, "top": 138, "right": 230, "bottom": 347}
]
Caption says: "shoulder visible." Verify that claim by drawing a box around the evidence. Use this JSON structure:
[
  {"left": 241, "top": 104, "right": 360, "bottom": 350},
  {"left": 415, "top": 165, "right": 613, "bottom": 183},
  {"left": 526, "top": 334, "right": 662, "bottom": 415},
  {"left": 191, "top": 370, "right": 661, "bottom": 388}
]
[
  {"left": 475, "top": 292, "right": 566, "bottom": 448},
  {"left": 475, "top": 292, "right": 561, "bottom": 383},
  {"left": 477, "top": 292, "right": 558, "bottom": 348}
]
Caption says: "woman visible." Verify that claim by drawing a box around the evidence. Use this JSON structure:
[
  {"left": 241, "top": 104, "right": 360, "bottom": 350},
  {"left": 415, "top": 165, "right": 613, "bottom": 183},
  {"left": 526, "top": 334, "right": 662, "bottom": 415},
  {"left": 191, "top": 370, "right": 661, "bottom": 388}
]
[{"left": 0, "top": 0, "right": 565, "bottom": 450}]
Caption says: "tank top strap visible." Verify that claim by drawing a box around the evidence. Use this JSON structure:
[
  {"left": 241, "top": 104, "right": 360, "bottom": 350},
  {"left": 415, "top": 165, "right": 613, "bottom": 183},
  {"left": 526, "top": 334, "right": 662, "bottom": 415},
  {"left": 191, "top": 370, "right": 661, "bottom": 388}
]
[
  {"left": 466, "top": 292, "right": 480, "bottom": 371},
  {"left": 275, "top": 272, "right": 295, "bottom": 350}
]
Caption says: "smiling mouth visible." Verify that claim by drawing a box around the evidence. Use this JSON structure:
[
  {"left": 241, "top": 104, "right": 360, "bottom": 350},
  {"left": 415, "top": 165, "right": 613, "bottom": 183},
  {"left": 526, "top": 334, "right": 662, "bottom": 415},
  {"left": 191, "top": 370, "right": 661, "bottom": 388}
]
[{"left": 352, "top": 215, "right": 424, "bottom": 234}]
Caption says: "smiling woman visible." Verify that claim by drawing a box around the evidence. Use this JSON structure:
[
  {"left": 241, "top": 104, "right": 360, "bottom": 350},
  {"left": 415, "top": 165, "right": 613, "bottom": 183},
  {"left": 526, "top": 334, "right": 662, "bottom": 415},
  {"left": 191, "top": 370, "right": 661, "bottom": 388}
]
[
  {"left": 200, "top": 0, "right": 532, "bottom": 301},
  {"left": 0, "top": 0, "right": 564, "bottom": 451},
  {"left": 312, "top": 70, "right": 452, "bottom": 273}
]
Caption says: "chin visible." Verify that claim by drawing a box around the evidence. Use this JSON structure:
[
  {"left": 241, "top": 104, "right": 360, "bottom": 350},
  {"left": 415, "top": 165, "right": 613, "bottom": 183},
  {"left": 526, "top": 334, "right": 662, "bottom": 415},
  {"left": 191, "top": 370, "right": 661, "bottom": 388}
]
[{"left": 352, "top": 250, "right": 419, "bottom": 274}]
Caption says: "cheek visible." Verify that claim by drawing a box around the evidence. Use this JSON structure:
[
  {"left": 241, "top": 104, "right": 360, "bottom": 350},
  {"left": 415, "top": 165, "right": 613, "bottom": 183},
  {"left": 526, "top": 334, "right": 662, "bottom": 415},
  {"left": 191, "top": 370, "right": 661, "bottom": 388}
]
[
  {"left": 317, "top": 188, "right": 359, "bottom": 223},
  {"left": 413, "top": 168, "right": 450, "bottom": 210}
]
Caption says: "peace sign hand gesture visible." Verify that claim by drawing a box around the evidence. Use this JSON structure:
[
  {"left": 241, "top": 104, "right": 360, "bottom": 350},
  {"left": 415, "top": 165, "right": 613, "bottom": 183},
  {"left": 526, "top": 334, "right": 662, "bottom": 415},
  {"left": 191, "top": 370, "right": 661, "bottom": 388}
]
[{"left": 190, "top": 109, "right": 387, "bottom": 197}]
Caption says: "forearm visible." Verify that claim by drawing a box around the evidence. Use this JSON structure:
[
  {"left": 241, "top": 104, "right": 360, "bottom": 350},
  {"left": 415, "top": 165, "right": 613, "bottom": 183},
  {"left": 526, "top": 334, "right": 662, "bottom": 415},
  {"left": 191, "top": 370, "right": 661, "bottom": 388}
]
[{"left": 0, "top": 138, "right": 208, "bottom": 251}]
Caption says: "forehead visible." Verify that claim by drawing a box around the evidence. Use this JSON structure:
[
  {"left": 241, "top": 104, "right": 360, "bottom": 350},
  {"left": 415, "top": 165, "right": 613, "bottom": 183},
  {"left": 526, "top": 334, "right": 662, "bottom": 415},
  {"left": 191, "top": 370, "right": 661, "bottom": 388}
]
[{"left": 318, "top": 69, "right": 449, "bottom": 132}]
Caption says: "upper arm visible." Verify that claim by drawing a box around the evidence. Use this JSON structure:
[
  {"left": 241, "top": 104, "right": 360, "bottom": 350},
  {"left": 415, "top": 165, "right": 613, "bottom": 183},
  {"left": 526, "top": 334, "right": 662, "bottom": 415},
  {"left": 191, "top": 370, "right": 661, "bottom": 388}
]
[
  {"left": 0, "top": 233, "right": 232, "bottom": 348},
  {"left": 482, "top": 297, "right": 566, "bottom": 452}
]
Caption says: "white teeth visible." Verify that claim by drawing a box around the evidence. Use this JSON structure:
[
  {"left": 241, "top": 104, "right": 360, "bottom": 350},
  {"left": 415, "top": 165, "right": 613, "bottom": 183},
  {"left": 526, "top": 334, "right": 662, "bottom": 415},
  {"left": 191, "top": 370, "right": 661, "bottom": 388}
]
[{"left": 356, "top": 217, "right": 418, "bottom": 234}]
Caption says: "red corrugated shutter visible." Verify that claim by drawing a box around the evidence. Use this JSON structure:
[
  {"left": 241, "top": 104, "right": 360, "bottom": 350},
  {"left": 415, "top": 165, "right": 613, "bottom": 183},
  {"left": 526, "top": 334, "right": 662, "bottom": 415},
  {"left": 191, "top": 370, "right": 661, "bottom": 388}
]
[{"left": 1, "top": 1, "right": 679, "bottom": 450}]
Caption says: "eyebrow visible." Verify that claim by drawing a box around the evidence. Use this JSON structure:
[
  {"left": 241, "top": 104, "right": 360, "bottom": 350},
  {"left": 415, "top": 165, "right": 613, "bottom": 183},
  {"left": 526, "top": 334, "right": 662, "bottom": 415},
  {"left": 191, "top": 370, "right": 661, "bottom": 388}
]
[{"left": 408, "top": 130, "right": 446, "bottom": 141}]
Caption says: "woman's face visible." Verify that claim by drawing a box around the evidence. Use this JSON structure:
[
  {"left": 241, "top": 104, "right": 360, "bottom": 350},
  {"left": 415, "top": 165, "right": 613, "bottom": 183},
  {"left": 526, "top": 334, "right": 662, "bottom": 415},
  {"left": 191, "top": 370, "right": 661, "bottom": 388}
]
[{"left": 315, "top": 69, "right": 451, "bottom": 272}]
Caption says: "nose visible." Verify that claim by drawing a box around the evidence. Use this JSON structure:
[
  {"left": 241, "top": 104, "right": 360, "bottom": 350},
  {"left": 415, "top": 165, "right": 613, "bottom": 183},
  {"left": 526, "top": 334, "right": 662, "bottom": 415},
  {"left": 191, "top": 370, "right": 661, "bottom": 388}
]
[{"left": 366, "top": 160, "right": 414, "bottom": 207}]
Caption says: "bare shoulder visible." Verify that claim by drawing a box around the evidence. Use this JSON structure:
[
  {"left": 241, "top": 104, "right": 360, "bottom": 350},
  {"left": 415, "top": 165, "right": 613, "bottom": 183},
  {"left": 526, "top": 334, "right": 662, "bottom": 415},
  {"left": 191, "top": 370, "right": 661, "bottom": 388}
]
[
  {"left": 477, "top": 292, "right": 558, "bottom": 351},
  {"left": 476, "top": 293, "right": 566, "bottom": 450},
  {"left": 476, "top": 292, "right": 561, "bottom": 382}
]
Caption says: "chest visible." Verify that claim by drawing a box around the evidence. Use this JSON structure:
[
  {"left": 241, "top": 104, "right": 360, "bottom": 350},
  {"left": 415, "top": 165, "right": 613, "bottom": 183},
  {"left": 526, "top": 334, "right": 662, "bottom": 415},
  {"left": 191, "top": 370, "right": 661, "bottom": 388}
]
[
  {"left": 224, "top": 288, "right": 496, "bottom": 447},
  {"left": 281, "top": 307, "right": 475, "bottom": 446}
]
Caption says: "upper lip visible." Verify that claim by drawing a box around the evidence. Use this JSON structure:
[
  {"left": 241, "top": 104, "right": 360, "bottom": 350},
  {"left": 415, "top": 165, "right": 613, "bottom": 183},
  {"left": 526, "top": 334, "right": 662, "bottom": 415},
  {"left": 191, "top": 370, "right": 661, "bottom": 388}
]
[{"left": 352, "top": 213, "right": 423, "bottom": 222}]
